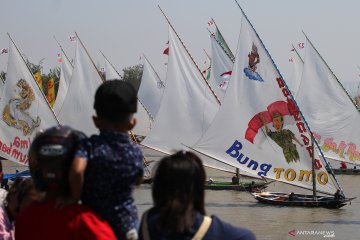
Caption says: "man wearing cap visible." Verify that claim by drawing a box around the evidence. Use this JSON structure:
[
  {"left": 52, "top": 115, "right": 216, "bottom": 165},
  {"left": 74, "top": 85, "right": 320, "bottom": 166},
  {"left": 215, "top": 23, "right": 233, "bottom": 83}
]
[
  {"left": 69, "top": 80, "right": 144, "bottom": 240},
  {"left": 261, "top": 112, "right": 303, "bottom": 164}
]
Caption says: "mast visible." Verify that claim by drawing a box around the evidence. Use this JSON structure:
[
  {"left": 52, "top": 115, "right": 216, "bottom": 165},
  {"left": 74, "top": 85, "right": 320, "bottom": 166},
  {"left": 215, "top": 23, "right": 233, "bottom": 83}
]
[
  {"left": 233, "top": 1, "right": 343, "bottom": 194},
  {"left": 291, "top": 44, "right": 304, "bottom": 64},
  {"left": 99, "top": 50, "right": 123, "bottom": 79},
  {"left": 203, "top": 49, "right": 211, "bottom": 61},
  {"left": 311, "top": 137, "right": 317, "bottom": 200},
  {"left": 158, "top": 5, "right": 221, "bottom": 105},
  {"left": 211, "top": 17, "right": 235, "bottom": 62},
  {"left": 53, "top": 36, "right": 74, "bottom": 68},
  {"left": 0, "top": 73, "right": 4, "bottom": 84},
  {"left": 142, "top": 54, "right": 165, "bottom": 88},
  {"left": 74, "top": 32, "right": 105, "bottom": 82},
  {"left": 7, "top": 32, "right": 60, "bottom": 125}
]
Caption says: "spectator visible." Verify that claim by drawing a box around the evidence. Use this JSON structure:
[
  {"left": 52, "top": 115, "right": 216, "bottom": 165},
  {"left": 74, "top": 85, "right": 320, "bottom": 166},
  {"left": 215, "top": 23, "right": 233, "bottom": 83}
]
[
  {"left": 15, "top": 126, "right": 116, "bottom": 240},
  {"left": 70, "top": 80, "right": 144, "bottom": 240},
  {"left": 0, "top": 161, "right": 8, "bottom": 202},
  {"left": 139, "top": 151, "right": 256, "bottom": 240},
  {"left": 0, "top": 177, "right": 38, "bottom": 240}
]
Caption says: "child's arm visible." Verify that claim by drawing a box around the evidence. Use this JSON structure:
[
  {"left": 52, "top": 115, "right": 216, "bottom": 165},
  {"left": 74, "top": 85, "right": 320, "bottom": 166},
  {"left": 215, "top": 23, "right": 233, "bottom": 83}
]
[
  {"left": 135, "top": 174, "right": 144, "bottom": 186},
  {"left": 69, "top": 156, "right": 88, "bottom": 202}
]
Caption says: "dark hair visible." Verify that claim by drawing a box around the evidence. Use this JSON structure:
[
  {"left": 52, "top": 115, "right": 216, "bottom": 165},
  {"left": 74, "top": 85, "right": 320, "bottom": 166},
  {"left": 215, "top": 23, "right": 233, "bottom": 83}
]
[
  {"left": 152, "top": 151, "right": 206, "bottom": 234},
  {"left": 28, "top": 126, "right": 86, "bottom": 195},
  {"left": 94, "top": 79, "right": 137, "bottom": 122},
  {"left": 6, "top": 177, "right": 35, "bottom": 214}
]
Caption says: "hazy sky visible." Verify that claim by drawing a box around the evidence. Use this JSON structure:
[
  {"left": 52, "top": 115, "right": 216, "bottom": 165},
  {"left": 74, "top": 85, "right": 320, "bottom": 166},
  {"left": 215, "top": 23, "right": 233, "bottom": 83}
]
[{"left": 1, "top": 0, "right": 360, "bottom": 89}]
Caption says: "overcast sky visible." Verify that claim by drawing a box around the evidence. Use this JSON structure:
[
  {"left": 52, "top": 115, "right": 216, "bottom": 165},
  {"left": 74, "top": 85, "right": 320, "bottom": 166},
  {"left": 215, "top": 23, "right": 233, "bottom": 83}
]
[{"left": 1, "top": 0, "right": 360, "bottom": 89}]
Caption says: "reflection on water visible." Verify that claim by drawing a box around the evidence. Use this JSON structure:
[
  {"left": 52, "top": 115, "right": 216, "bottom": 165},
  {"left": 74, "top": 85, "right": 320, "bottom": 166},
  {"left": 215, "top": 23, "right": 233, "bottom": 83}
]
[{"left": 136, "top": 148, "right": 360, "bottom": 239}]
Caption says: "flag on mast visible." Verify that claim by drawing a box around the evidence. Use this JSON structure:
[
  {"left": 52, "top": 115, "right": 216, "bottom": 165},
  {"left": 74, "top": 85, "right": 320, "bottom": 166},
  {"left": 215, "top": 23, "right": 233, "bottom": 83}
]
[{"left": 53, "top": 51, "right": 73, "bottom": 115}]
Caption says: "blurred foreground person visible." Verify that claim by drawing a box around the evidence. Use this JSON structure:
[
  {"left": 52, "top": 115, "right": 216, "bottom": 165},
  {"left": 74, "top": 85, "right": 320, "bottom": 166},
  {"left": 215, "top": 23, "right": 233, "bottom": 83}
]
[
  {"left": 70, "top": 80, "right": 144, "bottom": 240},
  {"left": 0, "top": 177, "right": 37, "bottom": 240},
  {"left": 15, "top": 126, "right": 116, "bottom": 240},
  {"left": 139, "top": 151, "right": 256, "bottom": 240}
]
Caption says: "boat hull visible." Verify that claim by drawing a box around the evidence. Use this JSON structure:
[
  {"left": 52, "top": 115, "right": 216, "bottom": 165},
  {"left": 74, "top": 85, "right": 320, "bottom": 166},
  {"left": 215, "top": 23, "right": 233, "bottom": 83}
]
[
  {"left": 252, "top": 192, "right": 351, "bottom": 209},
  {"left": 205, "top": 181, "right": 267, "bottom": 192},
  {"left": 328, "top": 168, "right": 360, "bottom": 175}
]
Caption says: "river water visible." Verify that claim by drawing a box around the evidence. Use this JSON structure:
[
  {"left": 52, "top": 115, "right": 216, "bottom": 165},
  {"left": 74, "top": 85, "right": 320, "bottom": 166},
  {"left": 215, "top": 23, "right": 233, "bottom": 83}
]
[
  {"left": 136, "top": 148, "right": 360, "bottom": 240},
  {"left": 3, "top": 148, "right": 360, "bottom": 240}
]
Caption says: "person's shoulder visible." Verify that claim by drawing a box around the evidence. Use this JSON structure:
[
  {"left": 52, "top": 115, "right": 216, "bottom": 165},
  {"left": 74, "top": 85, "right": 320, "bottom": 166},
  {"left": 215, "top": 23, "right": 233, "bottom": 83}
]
[
  {"left": 207, "top": 215, "right": 256, "bottom": 240},
  {"left": 0, "top": 188, "right": 7, "bottom": 205}
]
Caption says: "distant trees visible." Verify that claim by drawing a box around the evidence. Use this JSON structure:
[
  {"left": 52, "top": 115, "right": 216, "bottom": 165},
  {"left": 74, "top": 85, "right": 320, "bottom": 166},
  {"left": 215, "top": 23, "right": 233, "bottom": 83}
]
[
  {"left": 121, "top": 64, "right": 144, "bottom": 91},
  {"left": 0, "top": 61, "right": 144, "bottom": 95}
]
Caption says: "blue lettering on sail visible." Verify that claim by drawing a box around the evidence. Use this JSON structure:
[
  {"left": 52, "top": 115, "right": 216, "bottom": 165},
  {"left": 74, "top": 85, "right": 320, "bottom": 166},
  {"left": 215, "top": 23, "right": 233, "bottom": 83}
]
[{"left": 226, "top": 140, "right": 272, "bottom": 177}]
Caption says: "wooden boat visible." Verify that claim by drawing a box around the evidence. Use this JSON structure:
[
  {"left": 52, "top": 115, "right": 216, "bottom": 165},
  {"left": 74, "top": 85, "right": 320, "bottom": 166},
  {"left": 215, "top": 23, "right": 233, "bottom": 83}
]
[
  {"left": 205, "top": 180, "right": 267, "bottom": 191},
  {"left": 327, "top": 167, "right": 360, "bottom": 175},
  {"left": 252, "top": 192, "right": 353, "bottom": 209}
]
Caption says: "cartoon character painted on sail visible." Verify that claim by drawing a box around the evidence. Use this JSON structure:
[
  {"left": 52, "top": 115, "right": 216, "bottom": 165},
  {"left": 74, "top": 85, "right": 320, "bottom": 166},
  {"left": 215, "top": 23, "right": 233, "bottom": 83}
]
[
  {"left": 244, "top": 43, "right": 263, "bottom": 82},
  {"left": 260, "top": 112, "right": 303, "bottom": 163},
  {"left": 245, "top": 101, "right": 303, "bottom": 164},
  {"left": 2, "top": 79, "right": 41, "bottom": 136}
]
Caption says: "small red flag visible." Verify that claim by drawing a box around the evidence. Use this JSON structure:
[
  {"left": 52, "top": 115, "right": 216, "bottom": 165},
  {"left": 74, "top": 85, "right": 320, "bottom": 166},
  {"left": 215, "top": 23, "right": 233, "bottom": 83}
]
[{"left": 163, "top": 47, "right": 169, "bottom": 55}]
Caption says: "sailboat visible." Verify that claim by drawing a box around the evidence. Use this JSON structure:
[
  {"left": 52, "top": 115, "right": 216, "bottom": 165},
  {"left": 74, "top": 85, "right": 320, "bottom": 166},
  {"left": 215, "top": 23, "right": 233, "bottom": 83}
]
[
  {"left": 289, "top": 38, "right": 360, "bottom": 176},
  {"left": 189, "top": 1, "right": 352, "bottom": 208}
]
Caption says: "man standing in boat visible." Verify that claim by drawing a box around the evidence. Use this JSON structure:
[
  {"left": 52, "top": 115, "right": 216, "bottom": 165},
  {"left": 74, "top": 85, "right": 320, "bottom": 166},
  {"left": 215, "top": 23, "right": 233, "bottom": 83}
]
[{"left": 260, "top": 112, "right": 303, "bottom": 164}]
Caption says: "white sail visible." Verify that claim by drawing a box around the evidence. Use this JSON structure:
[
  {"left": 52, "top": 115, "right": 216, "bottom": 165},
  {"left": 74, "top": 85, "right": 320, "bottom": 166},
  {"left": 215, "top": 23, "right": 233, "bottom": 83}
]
[
  {"left": 208, "top": 36, "right": 234, "bottom": 101},
  {"left": 137, "top": 55, "right": 164, "bottom": 119},
  {"left": 142, "top": 26, "right": 234, "bottom": 173},
  {"left": 53, "top": 51, "right": 73, "bottom": 115},
  {"left": 296, "top": 37, "right": 360, "bottom": 165},
  {"left": 58, "top": 36, "right": 102, "bottom": 136},
  {"left": 288, "top": 48, "right": 303, "bottom": 96},
  {"left": 191, "top": 13, "right": 338, "bottom": 194},
  {"left": 0, "top": 36, "right": 59, "bottom": 164},
  {"left": 133, "top": 101, "right": 152, "bottom": 137},
  {"left": 104, "top": 55, "right": 121, "bottom": 80}
]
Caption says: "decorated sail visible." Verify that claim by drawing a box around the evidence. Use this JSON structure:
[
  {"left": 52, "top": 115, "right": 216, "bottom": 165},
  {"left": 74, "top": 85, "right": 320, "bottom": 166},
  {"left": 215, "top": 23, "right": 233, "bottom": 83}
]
[
  {"left": 53, "top": 51, "right": 73, "bottom": 115},
  {"left": 137, "top": 55, "right": 164, "bottom": 119},
  {"left": 142, "top": 26, "right": 234, "bottom": 173},
  {"left": 208, "top": 36, "right": 234, "bottom": 100},
  {"left": 191, "top": 13, "right": 338, "bottom": 194},
  {"left": 0, "top": 36, "right": 59, "bottom": 165},
  {"left": 58, "top": 35, "right": 103, "bottom": 136},
  {"left": 296, "top": 36, "right": 360, "bottom": 165}
]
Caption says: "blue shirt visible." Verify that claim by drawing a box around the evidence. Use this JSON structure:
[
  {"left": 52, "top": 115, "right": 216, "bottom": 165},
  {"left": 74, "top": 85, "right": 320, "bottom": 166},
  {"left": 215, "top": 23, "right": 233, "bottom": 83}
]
[
  {"left": 140, "top": 208, "right": 256, "bottom": 240},
  {"left": 75, "top": 130, "right": 144, "bottom": 239}
]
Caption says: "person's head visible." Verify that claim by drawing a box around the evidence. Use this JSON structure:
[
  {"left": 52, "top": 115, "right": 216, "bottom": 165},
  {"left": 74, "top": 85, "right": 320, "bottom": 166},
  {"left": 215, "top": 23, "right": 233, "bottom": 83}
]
[
  {"left": 5, "top": 177, "right": 38, "bottom": 220},
  {"left": 272, "top": 112, "right": 283, "bottom": 131},
  {"left": 28, "top": 125, "right": 86, "bottom": 197},
  {"left": 93, "top": 79, "right": 137, "bottom": 131},
  {"left": 152, "top": 151, "right": 206, "bottom": 234}
]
